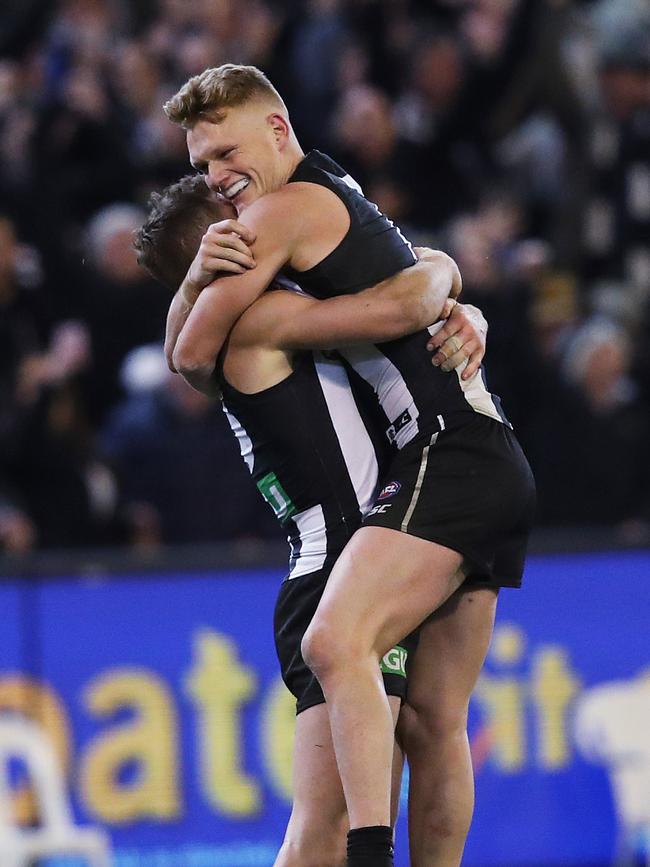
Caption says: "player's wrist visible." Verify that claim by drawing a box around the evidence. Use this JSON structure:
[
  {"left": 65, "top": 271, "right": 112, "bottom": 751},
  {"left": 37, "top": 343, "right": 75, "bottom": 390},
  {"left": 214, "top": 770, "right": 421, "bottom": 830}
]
[{"left": 179, "top": 278, "right": 201, "bottom": 307}]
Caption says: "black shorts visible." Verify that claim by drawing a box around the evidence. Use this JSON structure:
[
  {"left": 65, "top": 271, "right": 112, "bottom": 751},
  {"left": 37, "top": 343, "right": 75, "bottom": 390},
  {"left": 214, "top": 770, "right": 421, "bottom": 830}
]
[
  {"left": 363, "top": 414, "right": 536, "bottom": 588},
  {"left": 274, "top": 568, "right": 419, "bottom": 715}
]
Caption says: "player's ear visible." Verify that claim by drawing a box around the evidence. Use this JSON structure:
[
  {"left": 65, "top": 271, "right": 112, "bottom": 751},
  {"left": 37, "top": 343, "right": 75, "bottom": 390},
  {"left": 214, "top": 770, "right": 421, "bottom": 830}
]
[{"left": 268, "top": 112, "right": 290, "bottom": 149}]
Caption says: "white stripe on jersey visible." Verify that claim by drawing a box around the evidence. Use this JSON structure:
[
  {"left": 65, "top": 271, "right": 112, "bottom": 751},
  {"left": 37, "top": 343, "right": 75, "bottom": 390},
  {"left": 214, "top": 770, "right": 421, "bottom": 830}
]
[
  {"left": 314, "top": 352, "right": 379, "bottom": 516},
  {"left": 341, "top": 173, "right": 364, "bottom": 195},
  {"left": 223, "top": 406, "right": 254, "bottom": 472},
  {"left": 337, "top": 345, "right": 420, "bottom": 449},
  {"left": 426, "top": 321, "right": 506, "bottom": 425},
  {"left": 339, "top": 171, "right": 415, "bottom": 260},
  {"left": 271, "top": 274, "right": 309, "bottom": 295},
  {"left": 288, "top": 504, "right": 328, "bottom": 579}
]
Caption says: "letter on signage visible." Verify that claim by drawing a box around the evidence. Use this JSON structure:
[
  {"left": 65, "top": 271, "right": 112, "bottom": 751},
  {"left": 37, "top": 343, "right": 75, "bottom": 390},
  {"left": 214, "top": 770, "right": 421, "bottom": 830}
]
[
  {"left": 186, "top": 629, "right": 260, "bottom": 816},
  {"left": 80, "top": 669, "right": 180, "bottom": 822}
]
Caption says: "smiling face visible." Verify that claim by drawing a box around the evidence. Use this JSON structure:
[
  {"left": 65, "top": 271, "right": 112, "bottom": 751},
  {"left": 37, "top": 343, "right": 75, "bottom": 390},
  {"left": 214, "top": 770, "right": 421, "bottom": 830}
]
[{"left": 187, "top": 103, "right": 291, "bottom": 212}]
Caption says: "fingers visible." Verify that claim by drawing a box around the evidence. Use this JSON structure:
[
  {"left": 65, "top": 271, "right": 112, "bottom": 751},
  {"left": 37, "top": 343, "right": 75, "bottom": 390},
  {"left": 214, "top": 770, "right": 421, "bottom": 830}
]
[
  {"left": 431, "top": 335, "right": 480, "bottom": 376},
  {"left": 440, "top": 350, "right": 465, "bottom": 372},
  {"left": 439, "top": 298, "right": 456, "bottom": 320},
  {"left": 207, "top": 231, "right": 254, "bottom": 256},
  {"left": 207, "top": 220, "right": 256, "bottom": 244},
  {"left": 426, "top": 301, "right": 487, "bottom": 378},
  {"left": 201, "top": 240, "right": 256, "bottom": 269},
  {"left": 201, "top": 221, "right": 256, "bottom": 271},
  {"left": 210, "top": 258, "right": 249, "bottom": 274},
  {"left": 462, "top": 345, "right": 483, "bottom": 380},
  {"left": 426, "top": 319, "right": 456, "bottom": 353},
  {"left": 436, "top": 336, "right": 465, "bottom": 372}
]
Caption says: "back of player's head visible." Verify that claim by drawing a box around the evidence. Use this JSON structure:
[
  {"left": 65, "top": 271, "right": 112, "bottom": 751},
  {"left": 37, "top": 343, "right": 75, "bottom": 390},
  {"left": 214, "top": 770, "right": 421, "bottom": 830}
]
[
  {"left": 164, "top": 64, "right": 286, "bottom": 129},
  {"left": 134, "top": 174, "right": 235, "bottom": 290}
]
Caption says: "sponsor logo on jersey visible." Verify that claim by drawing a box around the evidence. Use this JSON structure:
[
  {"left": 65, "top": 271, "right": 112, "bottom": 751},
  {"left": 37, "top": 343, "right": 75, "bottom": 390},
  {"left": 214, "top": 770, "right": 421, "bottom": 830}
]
[
  {"left": 380, "top": 645, "right": 408, "bottom": 678},
  {"left": 256, "top": 472, "right": 296, "bottom": 522},
  {"left": 378, "top": 481, "right": 401, "bottom": 500}
]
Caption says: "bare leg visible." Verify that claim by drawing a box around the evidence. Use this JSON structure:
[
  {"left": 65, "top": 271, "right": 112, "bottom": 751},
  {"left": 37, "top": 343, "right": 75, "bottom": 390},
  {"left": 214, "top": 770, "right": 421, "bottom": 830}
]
[
  {"left": 398, "top": 586, "right": 498, "bottom": 867},
  {"left": 301, "top": 527, "right": 464, "bottom": 831},
  {"left": 390, "top": 737, "right": 405, "bottom": 830},
  {"left": 275, "top": 697, "right": 402, "bottom": 867}
]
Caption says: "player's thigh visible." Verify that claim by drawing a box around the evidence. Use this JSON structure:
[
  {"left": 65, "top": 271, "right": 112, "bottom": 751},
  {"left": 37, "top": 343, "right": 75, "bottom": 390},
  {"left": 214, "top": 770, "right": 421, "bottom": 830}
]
[
  {"left": 403, "top": 586, "right": 497, "bottom": 731},
  {"left": 310, "top": 526, "right": 465, "bottom": 659}
]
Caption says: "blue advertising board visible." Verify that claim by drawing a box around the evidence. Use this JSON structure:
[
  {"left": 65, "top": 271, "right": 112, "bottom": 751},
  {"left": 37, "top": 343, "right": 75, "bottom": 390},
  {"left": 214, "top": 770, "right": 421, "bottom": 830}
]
[{"left": 1, "top": 550, "right": 649, "bottom": 866}]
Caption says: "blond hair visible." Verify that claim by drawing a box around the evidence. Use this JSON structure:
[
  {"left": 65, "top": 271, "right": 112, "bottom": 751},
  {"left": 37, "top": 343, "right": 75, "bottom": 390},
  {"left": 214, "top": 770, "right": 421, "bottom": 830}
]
[{"left": 164, "top": 64, "right": 286, "bottom": 128}]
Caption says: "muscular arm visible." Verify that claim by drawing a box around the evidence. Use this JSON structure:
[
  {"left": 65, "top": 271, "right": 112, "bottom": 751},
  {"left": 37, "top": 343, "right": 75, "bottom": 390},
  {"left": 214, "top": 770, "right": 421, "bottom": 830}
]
[
  {"left": 164, "top": 219, "right": 257, "bottom": 371},
  {"left": 171, "top": 188, "right": 308, "bottom": 391},
  {"left": 239, "top": 254, "right": 459, "bottom": 351},
  {"left": 165, "top": 288, "right": 197, "bottom": 372},
  {"left": 172, "top": 184, "right": 459, "bottom": 391}
]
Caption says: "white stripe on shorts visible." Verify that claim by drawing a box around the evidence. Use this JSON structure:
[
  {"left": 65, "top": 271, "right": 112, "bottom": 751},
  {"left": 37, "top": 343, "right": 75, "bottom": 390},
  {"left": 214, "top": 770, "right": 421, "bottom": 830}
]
[{"left": 401, "top": 432, "right": 439, "bottom": 533}]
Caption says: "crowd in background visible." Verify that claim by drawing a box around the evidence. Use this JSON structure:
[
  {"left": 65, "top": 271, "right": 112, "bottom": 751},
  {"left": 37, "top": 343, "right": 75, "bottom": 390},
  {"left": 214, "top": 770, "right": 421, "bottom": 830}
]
[{"left": 1, "top": 0, "right": 649, "bottom": 554}]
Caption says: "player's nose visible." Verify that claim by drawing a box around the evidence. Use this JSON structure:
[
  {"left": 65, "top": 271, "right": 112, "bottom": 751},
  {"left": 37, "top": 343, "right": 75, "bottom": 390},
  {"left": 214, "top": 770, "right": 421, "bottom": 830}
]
[{"left": 205, "top": 163, "right": 228, "bottom": 193}]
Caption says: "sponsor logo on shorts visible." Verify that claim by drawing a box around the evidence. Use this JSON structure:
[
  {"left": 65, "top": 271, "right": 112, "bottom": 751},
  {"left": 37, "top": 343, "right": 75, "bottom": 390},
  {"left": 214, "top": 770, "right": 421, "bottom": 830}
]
[
  {"left": 367, "top": 503, "right": 392, "bottom": 517},
  {"left": 380, "top": 645, "right": 408, "bottom": 678},
  {"left": 378, "top": 481, "right": 401, "bottom": 500}
]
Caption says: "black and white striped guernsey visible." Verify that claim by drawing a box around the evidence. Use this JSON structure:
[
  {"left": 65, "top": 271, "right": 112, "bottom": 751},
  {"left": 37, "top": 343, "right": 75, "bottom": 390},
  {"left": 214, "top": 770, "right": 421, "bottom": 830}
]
[
  {"left": 282, "top": 150, "right": 511, "bottom": 447},
  {"left": 221, "top": 352, "right": 388, "bottom": 579}
]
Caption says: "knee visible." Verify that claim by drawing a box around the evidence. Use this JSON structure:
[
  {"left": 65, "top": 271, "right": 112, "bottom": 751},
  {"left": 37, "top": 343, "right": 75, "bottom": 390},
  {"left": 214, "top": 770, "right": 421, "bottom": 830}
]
[
  {"left": 401, "top": 698, "right": 468, "bottom": 751},
  {"left": 301, "top": 619, "right": 344, "bottom": 682},
  {"left": 302, "top": 616, "right": 378, "bottom": 688}
]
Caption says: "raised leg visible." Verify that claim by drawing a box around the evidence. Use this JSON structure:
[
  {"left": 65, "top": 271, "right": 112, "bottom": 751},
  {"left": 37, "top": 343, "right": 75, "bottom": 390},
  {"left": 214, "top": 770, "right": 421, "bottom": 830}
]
[{"left": 301, "top": 527, "right": 464, "bottom": 832}]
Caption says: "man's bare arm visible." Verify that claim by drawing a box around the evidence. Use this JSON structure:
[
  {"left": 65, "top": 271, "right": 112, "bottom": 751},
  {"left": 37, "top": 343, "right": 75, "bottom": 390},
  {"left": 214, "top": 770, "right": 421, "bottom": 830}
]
[
  {"left": 234, "top": 253, "right": 460, "bottom": 352},
  {"left": 165, "top": 289, "right": 197, "bottom": 372},
  {"left": 164, "top": 219, "right": 257, "bottom": 371},
  {"left": 171, "top": 187, "right": 322, "bottom": 390},
  {"left": 172, "top": 186, "right": 459, "bottom": 387}
]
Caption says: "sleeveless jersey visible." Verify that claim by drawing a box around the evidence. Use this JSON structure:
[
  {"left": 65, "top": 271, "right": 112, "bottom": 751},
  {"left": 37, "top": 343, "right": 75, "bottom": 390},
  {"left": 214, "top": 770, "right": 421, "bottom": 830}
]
[
  {"left": 221, "top": 352, "right": 388, "bottom": 579},
  {"left": 282, "top": 150, "right": 510, "bottom": 447}
]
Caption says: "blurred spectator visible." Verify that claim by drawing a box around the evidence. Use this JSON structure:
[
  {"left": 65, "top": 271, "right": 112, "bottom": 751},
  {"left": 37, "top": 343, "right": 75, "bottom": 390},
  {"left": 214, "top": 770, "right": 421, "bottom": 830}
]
[
  {"left": 0, "top": 214, "right": 51, "bottom": 421},
  {"left": 446, "top": 190, "right": 547, "bottom": 447},
  {"left": 393, "top": 33, "right": 477, "bottom": 228},
  {"left": 284, "top": 0, "right": 350, "bottom": 149},
  {"left": 33, "top": 62, "right": 134, "bottom": 225},
  {"left": 0, "top": 495, "right": 36, "bottom": 554},
  {"left": 75, "top": 203, "right": 170, "bottom": 424},
  {"left": 534, "top": 318, "right": 650, "bottom": 528},
  {"left": 101, "top": 346, "right": 278, "bottom": 546},
  {"left": 330, "top": 84, "right": 420, "bottom": 224},
  {"left": 580, "top": 15, "right": 650, "bottom": 299},
  {"left": 1, "top": 320, "right": 125, "bottom": 549}
]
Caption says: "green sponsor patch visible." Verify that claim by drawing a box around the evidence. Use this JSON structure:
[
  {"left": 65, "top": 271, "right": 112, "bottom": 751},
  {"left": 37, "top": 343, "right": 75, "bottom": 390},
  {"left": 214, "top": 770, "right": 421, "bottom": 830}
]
[
  {"left": 256, "top": 472, "right": 296, "bottom": 521},
  {"left": 380, "top": 644, "right": 408, "bottom": 678}
]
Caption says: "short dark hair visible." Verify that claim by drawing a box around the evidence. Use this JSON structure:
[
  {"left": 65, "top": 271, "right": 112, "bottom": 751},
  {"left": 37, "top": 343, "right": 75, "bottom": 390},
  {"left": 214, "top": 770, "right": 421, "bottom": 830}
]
[{"left": 134, "top": 174, "right": 235, "bottom": 290}]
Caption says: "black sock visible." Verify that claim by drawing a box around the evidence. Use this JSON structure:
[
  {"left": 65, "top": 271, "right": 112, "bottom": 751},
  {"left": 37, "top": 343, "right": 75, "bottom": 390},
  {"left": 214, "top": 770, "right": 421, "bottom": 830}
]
[{"left": 346, "top": 825, "right": 394, "bottom": 866}]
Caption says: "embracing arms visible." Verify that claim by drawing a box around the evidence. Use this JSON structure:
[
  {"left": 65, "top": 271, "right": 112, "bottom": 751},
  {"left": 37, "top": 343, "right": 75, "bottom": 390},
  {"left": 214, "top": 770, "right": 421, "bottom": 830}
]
[
  {"left": 166, "top": 186, "right": 476, "bottom": 393},
  {"left": 239, "top": 252, "right": 461, "bottom": 352}
]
